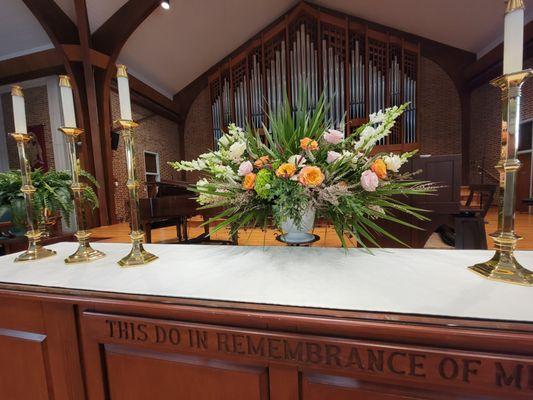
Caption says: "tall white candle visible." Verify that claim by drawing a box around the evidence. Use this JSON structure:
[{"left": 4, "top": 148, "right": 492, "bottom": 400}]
[
  {"left": 503, "top": 0, "right": 524, "bottom": 74},
  {"left": 58, "top": 75, "right": 77, "bottom": 127},
  {"left": 116, "top": 64, "right": 133, "bottom": 121},
  {"left": 11, "top": 85, "right": 27, "bottom": 134}
]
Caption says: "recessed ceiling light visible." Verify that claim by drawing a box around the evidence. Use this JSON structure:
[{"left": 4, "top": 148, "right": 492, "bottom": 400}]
[{"left": 161, "top": 0, "right": 170, "bottom": 10}]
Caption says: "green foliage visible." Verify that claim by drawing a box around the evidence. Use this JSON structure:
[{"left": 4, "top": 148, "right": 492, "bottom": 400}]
[
  {"left": 171, "top": 87, "right": 435, "bottom": 248},
  {"left": 0, "top": 168, "right": 99, "bottom": 227},
  {"left": 254, "top": 169, "right": 274, "bottom": 199}
]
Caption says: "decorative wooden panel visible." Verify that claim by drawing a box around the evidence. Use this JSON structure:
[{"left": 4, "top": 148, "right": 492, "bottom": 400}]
[
  {"left": 207, "top": 2, "right": 420, "bottom": 151},
  {"left": 0, "top": 329, "right": 50, "bottom": 400},
  {"left": 320, "top": 19, "right": 346, "bottom": 129},
  {"left": 0, "top": 299, "right": 85, "bottom": 400},
  {"left": 289, "top": 11, "right": 319, "bottom": 113},
  {"left": 105, "top": 345, "right": 269, "bottom": 400}
]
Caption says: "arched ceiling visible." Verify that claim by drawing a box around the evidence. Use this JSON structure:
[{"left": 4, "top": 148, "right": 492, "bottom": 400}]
[
  {"left": 0, "top": 0, "right": 53, "bottom": 61},
  {"left": 2, "top": 0, "right": 533, "bottom": 97}
]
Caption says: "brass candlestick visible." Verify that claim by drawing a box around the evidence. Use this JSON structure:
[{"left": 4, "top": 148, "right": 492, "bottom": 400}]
[
  {"left": 10, "top": 87, "right": 56, "bottom": 261},
  {"left": 116, "top": 119, "right": 157, "bottom": 267},
  {"left": 60, "top": 126, "right": 105, "bottom": 263},
  {"left": 468, "top": 70, "right": 533, "bottom": 286}
]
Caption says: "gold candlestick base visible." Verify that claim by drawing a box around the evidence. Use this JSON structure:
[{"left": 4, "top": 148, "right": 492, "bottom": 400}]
[
  {"left": 65, "top": 231, "right": 105, "bottom": 264},
  {"left": 469, "top": 233, "right": 533, "bottom": 286},
  {"left": 468, "top": 70, "right": 533, "bottom": 286},
  {"left": 118, "top": 231, "right": 157, "bottom": 267},
  {"left": 15, "top": 230, "right": 56, "bottom": 262}
]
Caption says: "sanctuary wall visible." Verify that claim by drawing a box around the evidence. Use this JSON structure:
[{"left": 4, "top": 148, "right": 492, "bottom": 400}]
[
  {"left": 1, "top": 86, "right": 55, "bottom": 171},
  {"left": 110, "top": 91, "right": 180, "bottom": 222}
]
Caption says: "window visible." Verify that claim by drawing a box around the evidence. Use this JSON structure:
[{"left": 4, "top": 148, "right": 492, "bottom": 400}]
[
  {"left": 144, "top": 151, "right": 160, "bottom": 197},
  {"left": 519, "top": 120, "right": 533, "bottom": 152}
]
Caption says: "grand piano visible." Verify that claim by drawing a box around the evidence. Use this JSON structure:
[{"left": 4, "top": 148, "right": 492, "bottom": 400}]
[{"left": 140, "top": 180, "right": 236, "bottom": 244}]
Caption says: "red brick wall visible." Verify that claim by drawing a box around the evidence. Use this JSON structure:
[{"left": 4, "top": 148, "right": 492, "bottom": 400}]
[
  {"left": 110, "top": 91, "right": 180, "bottom": 221},
  {"left": 1, "top": 86, "right": 55, "bottom": 170},
  {"left": 469, "top": 56, "right": 533, "bottom": 184},
  {"left": 418, "top": 57, "right": 462, "bottom": 155},
  {"left": 183, "top": 86, "right": 213, "bottom": 183}
]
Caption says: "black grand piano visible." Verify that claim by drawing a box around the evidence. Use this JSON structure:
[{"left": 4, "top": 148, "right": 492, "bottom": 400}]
[{"left": 139, "top": 180, "right": 235, "bottom": 244}]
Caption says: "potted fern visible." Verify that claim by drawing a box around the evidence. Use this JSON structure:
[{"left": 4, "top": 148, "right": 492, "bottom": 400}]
[{"left": 0, "top": 169, "right": 99, "bottom": 236}]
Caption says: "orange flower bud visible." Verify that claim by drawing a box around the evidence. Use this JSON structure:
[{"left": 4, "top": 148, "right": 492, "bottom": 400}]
[
  {"left": 242, "top": 173, "right": 257, "bottom": 190},
  {"left": 371, "top": 159, "right": 387, "bottom": 179}
]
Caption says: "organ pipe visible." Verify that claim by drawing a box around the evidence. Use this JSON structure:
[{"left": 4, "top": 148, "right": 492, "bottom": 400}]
[{"left": 208, "top": 17, "right": 418, "bottom": 149}]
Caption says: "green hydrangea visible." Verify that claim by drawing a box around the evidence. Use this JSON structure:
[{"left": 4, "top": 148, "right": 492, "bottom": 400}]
[{"left": 254, "top": 168, "right": 274, "bottom": 199}]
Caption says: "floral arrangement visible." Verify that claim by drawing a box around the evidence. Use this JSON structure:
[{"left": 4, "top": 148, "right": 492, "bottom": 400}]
[{"left": 170, "top": 95, "right": 433, "bottom": 247}]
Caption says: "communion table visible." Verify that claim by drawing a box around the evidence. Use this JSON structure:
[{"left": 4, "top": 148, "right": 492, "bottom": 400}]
[{"left": 0, "top": 242, "right": 532, "bottom": 400}]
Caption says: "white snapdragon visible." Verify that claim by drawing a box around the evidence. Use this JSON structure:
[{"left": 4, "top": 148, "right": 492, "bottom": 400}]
[
  {"left": 218, "top": 135, "right": 231, "bottom": 148},
  {"left": 369, "top": 110, "right": 385, "bottom": 124},
  {"left": 383, "top": 154, "right": 404, "bottom": 172},
  {"left": 228, "top": 141, "right": 247, "bottom": 162}
]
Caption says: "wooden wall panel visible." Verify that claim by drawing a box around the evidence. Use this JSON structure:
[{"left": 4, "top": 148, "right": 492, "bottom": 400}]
[
  {"left": 0, "top": 329, "right": 51, "bottom": 400},
  {"left": 104, "top": 344, "right": 268, "bottom": 400},
  {"left": 0, "top": 299, "right": 85, "bottom": 400}
]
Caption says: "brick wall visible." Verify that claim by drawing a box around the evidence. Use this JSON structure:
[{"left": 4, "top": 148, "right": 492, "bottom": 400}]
[
  {"left": 183, "top": 86, "right": 213, "bottom": 183},
  {"left": 469, "top": 56, "right": 533, "bottom": 184},
  {"left": 1, "top": 86, "right": 55, "bottom": 170},
  {"left": 418, "top": 57, "right": 462, "bottom": 155},
  {"left": 110, "top": 91, "right": 180, "bottom": 221}
]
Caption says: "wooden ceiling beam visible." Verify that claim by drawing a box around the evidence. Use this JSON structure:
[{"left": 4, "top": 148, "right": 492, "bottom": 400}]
[
  {"left": 21, "top": 0, "right": 79, "bottom": 47},
  {"left": 0, "top": 49, "right": 65, "bottom": 86},
  {"left": 92, "top": 0, "right": 160, "bottom": 60}
]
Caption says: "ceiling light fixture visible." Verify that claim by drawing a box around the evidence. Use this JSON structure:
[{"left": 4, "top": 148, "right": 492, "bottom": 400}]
[{"left": 161, "top": 0, "right": 170, "bottom": 10}]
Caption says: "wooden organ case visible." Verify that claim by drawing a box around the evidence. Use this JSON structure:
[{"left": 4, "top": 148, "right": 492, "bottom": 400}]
[{"left": 207, "top": 3, "right": 420, "bottom": 152}]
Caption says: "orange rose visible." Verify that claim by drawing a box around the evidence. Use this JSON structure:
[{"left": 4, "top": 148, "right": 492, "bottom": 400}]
[
  {"left": 298, "top": 166, "right": 325, "bottom": 187},
  {"left": 275, "top": 163, "right": 297, "bottom": 178},
  {"left": 242, "top": 173, "right": 256, "bottom": 190},
  {"left": 254, "top": 156, "right": 270, "bottom": 169},
  {"left": 300, "top": 137, "right": 319, "bottom": 151},
  {"left": 371, "top": 159, "right": 387, "bottom": 179}
]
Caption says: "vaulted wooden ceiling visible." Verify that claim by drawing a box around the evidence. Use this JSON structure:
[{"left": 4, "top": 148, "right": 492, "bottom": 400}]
[{"left": 2, "top": 0, "right": 533, "bottom": 97}]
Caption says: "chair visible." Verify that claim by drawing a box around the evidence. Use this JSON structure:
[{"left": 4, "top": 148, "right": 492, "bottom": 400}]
[{"left": 454, "top": 184, "right": 497, "bottom": 249}]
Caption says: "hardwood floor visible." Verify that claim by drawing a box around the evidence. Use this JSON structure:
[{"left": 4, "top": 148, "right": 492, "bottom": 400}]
[{"left": 91, "top": 208, "right": 533, "bottom": 250}]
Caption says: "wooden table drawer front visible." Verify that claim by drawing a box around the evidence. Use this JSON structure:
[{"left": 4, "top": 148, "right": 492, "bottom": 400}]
[{"left": 80, "top": 311, "right": 533, "bottom": 400}]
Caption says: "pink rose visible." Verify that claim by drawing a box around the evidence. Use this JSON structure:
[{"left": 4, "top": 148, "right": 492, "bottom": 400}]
[
  {"left": 327, "top": 151, "right": 342, "bottom": 164},
  {"left": 360, "top": 170, "right": 379, "bottom": 192},
  {"left": 238, "top": 160, "right": 253, "bottom": 176},
  {"left": 323, "top": 129, "right": 344, "bottom": 144}
]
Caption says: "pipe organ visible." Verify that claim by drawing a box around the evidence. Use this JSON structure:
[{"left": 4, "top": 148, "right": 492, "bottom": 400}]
[{"left": 208, "top": 3, "right": 420, "bottom": 152}]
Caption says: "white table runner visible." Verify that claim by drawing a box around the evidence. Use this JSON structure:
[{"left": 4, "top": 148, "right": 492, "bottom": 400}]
[{"left": 0, "top": 242, "right": 532, "bottom": 322}]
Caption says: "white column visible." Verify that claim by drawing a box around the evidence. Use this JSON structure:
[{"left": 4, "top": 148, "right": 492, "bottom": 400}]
[
  {"left": 0, "top": 95, "right": 9, "bottom": 172},
  {"left": 46, "top": 76, "right": 69, "bottom": 171}
]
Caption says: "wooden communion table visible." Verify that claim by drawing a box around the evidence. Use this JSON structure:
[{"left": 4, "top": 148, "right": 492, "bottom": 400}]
[{"left": 0, "top": 242, "right": 532, "bottom": 399}]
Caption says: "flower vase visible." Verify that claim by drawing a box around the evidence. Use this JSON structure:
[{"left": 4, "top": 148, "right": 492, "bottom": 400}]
[{"left": 280, "top": 207, "right": 316, "bottom": 244}]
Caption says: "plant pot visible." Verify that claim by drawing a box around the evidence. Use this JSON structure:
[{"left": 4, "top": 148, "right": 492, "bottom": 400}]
[{"left": 280, "top": 206, "right": 316, "bottom": 244}]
